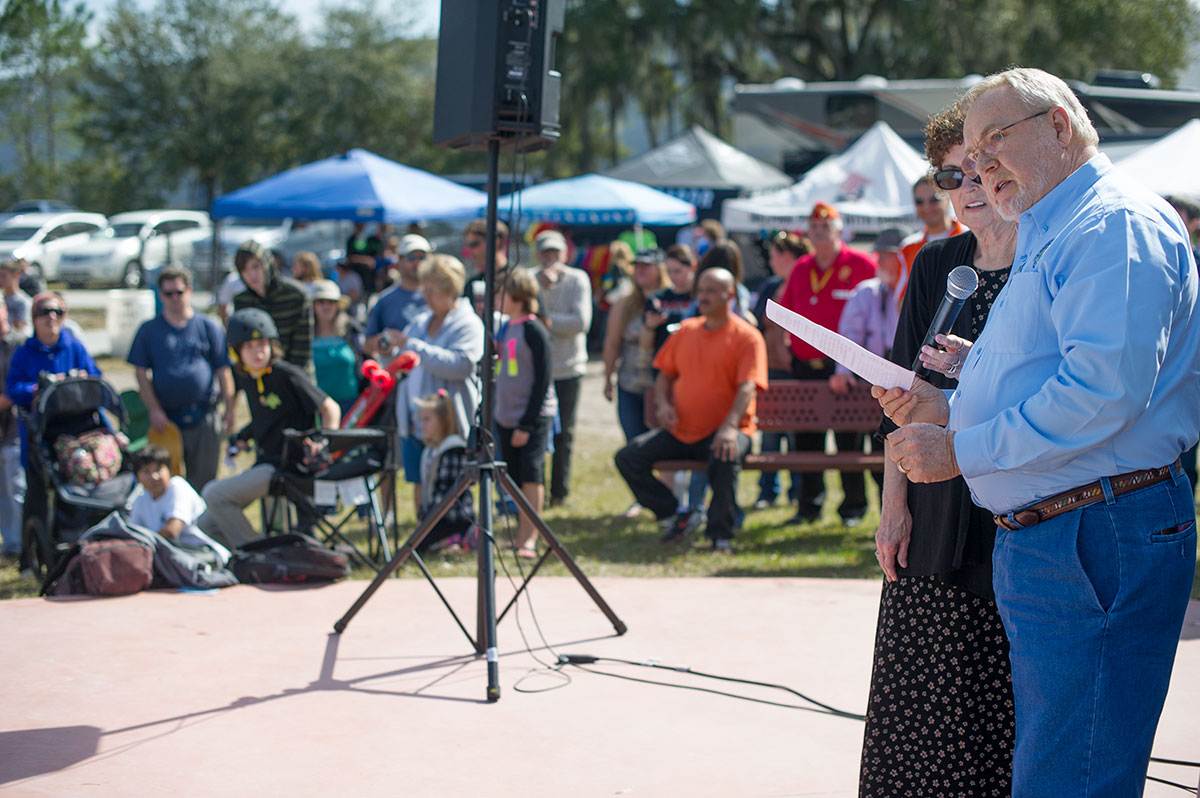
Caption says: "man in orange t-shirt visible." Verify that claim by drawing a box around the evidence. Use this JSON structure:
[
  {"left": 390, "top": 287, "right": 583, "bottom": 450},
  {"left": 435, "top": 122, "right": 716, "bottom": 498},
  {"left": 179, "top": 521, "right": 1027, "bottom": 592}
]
[{"left": 614, "top": 268, "right": 767, "bottom": 553}]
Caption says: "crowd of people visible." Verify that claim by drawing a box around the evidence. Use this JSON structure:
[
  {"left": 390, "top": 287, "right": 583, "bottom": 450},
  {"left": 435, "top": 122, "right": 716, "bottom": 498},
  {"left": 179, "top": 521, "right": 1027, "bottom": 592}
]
[{"left": 1, "top": 64, "right": 1197, "bottom": 796}]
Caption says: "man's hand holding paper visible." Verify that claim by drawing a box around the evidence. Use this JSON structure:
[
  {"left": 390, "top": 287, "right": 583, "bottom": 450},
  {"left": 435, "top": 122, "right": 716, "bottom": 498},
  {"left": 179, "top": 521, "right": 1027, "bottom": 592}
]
[{"left": 871, "top": 379, "right": 949, "bottom": 427}]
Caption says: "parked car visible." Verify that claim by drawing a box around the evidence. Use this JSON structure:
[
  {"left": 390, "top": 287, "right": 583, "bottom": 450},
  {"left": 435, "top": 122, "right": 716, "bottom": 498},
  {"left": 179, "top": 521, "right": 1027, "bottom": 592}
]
[
  {"left": 0, "top": 212, "right": 108, "bottom": 280},
  {"left": 0, "top": 199, "right": 80, "bottom": 224},
  {"left": 188, "top": 217, "right": 345, "bottom": 289},
  {"left": 57, "top": 210, "right": 211, "bottom": 288}
]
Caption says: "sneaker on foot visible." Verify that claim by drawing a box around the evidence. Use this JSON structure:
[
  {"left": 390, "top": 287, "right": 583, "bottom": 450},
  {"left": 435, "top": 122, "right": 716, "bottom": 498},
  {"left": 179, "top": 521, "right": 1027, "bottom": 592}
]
[
  {"left": 622, "top": 501, "right": 645, "bottom": 518},
  {"left": 712, "top": 538, "right": 734, "bottom": 555},
  {"left": 660, "top": 510, "right": 703, "bottom": 543}
]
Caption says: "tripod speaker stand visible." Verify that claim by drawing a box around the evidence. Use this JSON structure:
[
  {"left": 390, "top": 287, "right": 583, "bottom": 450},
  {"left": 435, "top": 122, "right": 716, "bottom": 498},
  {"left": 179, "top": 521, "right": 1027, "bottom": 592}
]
[{"left": 334, "top": 138, "right": 627, "bottom": 702}]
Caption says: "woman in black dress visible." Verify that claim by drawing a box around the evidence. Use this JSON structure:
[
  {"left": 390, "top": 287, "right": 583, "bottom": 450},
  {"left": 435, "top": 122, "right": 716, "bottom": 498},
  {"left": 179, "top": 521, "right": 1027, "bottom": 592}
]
[{"left": 858, "top": 103, "right": 1020, "bottom": 797}]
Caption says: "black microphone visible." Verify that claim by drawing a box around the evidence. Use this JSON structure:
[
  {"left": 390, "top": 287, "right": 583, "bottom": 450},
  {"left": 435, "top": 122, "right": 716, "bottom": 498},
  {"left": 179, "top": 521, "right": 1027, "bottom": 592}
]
[{"left": 912, "top": 265, "right": 979, "bottom": 379}]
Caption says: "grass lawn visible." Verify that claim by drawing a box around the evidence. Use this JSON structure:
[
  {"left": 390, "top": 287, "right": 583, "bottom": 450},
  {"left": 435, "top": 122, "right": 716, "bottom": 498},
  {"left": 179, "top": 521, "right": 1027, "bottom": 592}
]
[{"left": 1, "top": 358, "right": 1197, "bottom": 599}]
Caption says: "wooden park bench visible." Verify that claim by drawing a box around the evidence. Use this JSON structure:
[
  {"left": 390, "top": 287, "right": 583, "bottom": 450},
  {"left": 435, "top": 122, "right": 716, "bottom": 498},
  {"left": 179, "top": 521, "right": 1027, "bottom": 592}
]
[{"left": 652, "top": 379, "right": 885, "bottom": 473}]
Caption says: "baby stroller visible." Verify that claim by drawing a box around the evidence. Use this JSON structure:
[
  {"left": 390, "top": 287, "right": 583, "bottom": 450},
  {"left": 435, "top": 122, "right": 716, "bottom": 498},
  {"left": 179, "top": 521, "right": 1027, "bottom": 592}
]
[{"left": 21, "top": 374, "right": 138, "bottom": 579}]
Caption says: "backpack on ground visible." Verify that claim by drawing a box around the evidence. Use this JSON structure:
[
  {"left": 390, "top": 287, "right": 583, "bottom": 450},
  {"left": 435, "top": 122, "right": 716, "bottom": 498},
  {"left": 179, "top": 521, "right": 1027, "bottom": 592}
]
[
  {"left": 230, "top": 534, "right": 350, "bottom": 585},
  {"left": 49, "top": 537, "right": 154, "bottom": 597},
  {"left": 42, "top": 512, "right": 237, "bottom": 596}
]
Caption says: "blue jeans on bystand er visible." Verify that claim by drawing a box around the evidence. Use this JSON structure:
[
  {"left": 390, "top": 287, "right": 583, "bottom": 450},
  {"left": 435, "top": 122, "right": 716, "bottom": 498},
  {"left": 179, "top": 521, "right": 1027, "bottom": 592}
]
[
  {"left": 992, "top": 465, "right": 1196, "bottom": 798},
  {"left": 616, "top": 386, "right": 649, "bottom": 443},
  {"left": 756, "top": 431, "right": 801, "bottom": 504}
]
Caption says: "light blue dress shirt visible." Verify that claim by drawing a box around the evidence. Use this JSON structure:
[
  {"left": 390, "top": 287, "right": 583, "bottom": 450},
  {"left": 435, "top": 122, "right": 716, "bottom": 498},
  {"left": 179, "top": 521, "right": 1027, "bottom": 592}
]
[{"left": 950, "top": 154, "right": 1200, "bottom": 513}]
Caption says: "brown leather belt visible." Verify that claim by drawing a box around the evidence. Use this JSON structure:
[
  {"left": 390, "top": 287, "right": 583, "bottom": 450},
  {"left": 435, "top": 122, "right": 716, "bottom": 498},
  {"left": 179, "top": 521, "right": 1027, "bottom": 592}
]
[{"left": 994, "top": 460, "right": 1181, "bottom": 531}]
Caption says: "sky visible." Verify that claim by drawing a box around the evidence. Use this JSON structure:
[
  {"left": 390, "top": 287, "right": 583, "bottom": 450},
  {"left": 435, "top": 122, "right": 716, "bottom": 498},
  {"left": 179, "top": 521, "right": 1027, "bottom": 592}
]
[{"left": 84, "top": 0, "right": 442, "bottom": 37}]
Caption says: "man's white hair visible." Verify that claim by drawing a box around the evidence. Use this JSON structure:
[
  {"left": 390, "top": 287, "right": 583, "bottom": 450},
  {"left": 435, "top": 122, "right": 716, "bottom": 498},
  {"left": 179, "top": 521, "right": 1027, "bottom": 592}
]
[{"left": 963, "top": 67, "right": 1100, "bottom": 149}]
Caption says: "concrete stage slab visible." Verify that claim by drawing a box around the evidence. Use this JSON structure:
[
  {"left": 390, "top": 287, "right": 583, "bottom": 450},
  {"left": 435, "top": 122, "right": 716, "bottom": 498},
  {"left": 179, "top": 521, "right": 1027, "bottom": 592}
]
[{"left": 1, "top": 577, "right": 1197, "bottom": 797}]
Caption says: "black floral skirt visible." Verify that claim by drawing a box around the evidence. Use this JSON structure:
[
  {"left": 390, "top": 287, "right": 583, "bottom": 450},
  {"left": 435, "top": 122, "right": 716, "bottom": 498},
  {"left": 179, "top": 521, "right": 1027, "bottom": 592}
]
[{"left": 858, "top": 575, "right": 1015, "bottom": 798}]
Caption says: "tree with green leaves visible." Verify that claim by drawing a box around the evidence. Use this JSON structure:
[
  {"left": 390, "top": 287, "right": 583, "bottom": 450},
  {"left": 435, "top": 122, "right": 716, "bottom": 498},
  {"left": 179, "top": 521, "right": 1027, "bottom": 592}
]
[
  {"left": 0, "top": 0, "right": 90, "bottom": 203},
  {"left": 79, "top": 0, "right": 303, "bottom": 212}
]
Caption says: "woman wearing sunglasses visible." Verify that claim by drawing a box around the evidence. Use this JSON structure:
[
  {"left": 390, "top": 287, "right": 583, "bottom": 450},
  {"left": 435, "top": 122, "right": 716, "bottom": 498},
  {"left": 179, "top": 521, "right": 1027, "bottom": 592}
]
[
  {"left": 858, "top": 101, "right": 1019, "bottom": 798},
  {"left": 6, "top": 292, "right": 101, "bottom": 570}
]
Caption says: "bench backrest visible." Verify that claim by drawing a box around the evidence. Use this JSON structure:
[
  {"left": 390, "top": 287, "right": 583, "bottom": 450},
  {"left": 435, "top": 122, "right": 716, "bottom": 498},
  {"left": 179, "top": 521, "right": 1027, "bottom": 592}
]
[{"left": 756, "top": 380, "right": 883, "bottom": 433}]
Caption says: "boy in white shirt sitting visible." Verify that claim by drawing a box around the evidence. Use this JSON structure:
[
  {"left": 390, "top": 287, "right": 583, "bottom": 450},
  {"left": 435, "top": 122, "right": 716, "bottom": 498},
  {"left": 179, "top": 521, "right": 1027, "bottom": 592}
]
[{"left": 129, "top": 445, "right": 231, "bottom": 565}]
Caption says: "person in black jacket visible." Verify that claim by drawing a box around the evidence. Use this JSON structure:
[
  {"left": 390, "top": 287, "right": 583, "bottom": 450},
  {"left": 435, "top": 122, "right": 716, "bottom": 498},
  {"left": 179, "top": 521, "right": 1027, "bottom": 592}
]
[
  {"left": 197, "top": 309, "right": 339, "bottom": 550},
  {"left": 858, "top": 101, "right": 1019, "bottom": 798}
]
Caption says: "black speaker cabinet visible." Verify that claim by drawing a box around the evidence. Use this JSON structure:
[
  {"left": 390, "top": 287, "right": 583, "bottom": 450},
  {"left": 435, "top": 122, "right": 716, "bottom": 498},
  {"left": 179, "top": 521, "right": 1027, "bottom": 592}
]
[{"left": 433, "top": 0, "right": 563, "bottom": 152}]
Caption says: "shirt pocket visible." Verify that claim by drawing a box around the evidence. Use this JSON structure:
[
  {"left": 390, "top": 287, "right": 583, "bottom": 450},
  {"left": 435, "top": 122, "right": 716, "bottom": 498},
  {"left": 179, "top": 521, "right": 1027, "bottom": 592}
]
[{"left": 986, "top": 271, "right": 1043, "bottom": 355}]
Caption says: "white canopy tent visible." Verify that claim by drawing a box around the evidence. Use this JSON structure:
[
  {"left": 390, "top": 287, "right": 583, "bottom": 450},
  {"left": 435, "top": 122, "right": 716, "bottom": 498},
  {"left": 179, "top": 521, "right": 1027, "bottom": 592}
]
[
  {"left": 721, "top": 121, "right": 929, "bottom": 234},
  {"left": 1113, "top": 119, "right": 1200, "bottom": 198}
]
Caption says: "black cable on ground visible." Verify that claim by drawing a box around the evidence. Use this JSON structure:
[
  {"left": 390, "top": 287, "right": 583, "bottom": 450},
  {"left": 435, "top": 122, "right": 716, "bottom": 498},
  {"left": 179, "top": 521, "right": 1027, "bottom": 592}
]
[
  {"left": 1145, "top": 774, "right": 1197, "bottom": 793},
  {"left": 556, "top": 653, "right": 866, "bottom": 721}
]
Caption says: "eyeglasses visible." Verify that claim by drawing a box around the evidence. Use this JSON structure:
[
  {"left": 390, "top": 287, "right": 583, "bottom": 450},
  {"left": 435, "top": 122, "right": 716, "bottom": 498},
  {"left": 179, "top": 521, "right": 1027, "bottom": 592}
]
[
  {"left": 405, "top": 252, "right": 427, "bottom": 261},
  {"left": 35, "top": 307, "right": 65, "bottom": 318},
  {"left": 932, "top": 168, "right": 983, "bottom": 191},
  {"left": 160, "top": 289, "right": 186, "bottom": 298},
  {"left": 963, "top": 109, "right": 1050, "bottom": 176}
]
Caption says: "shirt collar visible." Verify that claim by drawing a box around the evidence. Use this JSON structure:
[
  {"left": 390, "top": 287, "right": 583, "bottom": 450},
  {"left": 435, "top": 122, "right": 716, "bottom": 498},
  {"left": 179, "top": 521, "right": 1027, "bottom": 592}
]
[{"left": 1021, "top": 153, "right": 1112, "bottom": 233}]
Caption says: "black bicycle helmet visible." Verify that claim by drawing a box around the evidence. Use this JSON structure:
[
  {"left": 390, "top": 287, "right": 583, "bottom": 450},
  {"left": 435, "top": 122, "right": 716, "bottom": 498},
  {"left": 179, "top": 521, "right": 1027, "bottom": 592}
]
[{"left": 226, "top": 308, "right": 278, "bottom": 348}]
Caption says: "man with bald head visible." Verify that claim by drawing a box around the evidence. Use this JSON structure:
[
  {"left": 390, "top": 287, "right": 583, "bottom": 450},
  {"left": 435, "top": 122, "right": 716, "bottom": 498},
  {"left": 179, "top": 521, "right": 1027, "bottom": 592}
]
[
  {"left": 614, "top": 268, "right": 767, "bottom": 553},
  {"left": 876, "top": 67, "right": 1199, "bottom": 796}
]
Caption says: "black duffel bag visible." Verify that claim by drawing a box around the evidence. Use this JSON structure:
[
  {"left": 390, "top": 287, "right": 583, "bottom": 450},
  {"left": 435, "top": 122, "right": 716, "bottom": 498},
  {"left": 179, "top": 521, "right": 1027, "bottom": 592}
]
[{"left": 231, "top": 534, "right": 350, "bottom": 585}]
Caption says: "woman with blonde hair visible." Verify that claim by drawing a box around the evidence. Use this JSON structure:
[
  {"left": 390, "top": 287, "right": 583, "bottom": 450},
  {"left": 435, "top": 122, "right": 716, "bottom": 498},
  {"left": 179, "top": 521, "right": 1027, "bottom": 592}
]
[
  {"left": 291, "top": 252, "right": 323, "bottom": 296},
  {"left": 602, "top": 248, "right": 669, "bottom": 446},
  {"left": 390, "top": 254, "right": 485, "bottom": 508},
  {"left": 601, "top": 239, "right": 635, "bottom": 307}
]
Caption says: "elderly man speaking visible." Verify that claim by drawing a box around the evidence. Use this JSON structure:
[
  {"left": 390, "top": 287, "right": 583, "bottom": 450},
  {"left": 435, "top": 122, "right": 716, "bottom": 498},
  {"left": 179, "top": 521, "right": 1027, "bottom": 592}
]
[{"left": 875, "top": 67, "right": 1199, "bottom": 797}]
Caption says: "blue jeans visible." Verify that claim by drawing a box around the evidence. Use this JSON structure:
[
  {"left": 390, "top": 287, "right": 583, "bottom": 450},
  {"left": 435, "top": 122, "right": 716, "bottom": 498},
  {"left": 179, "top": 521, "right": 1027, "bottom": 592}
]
[
  {"left": 756, "top": 431, "right": 800, "bottom": 503},
  {"left": 616, "top": 386, "right": 649, "bottom": 443},
  {"left": 0, "top": 440, "right": 24, "bottom": 555},
  {"left": 993, "top": 466, "right": 1196, "bottom": 797}
]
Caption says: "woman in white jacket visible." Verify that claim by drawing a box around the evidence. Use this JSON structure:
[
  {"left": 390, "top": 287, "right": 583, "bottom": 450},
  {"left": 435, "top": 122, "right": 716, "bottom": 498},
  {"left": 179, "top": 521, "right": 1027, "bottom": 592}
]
[{"left": 386, "top": 254, "right": 485, "bottom": 508}]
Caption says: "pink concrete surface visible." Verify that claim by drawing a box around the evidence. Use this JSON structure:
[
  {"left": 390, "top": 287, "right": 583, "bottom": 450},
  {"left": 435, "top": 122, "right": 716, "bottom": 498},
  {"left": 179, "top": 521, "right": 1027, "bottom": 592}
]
[{"left": 1, "top": 577, "right": 1197, "bottom": 797}]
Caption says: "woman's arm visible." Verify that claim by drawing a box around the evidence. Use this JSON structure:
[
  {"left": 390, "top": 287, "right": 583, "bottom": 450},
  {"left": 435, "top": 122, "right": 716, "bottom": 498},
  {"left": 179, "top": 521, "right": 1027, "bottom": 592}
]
[
  {"left": 601, "top": 307, "right": 625, "bottom": 401},
  {"left": 404, "top": 315, "right": 484, "bottom": 381},
  {"left": 875, "top": 440, "right": 912, "bottom": 582}
]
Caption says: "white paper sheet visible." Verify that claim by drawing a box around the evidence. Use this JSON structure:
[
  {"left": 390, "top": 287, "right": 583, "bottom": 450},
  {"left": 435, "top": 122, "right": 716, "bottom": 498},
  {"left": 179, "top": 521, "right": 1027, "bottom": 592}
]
[
  {"left": 766, "top": 299, "right": 916, "bottom": 390},
  {"left": 338, "top": 477, "right": 371, "bottom": 508},
  {"left": 313, "top": 480, "right": 338, "bottom": 507}
]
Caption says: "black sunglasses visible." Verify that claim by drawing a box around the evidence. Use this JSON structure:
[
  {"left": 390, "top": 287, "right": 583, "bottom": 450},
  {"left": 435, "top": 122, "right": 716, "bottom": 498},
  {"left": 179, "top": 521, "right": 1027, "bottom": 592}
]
[
  {"left": 160, "top": 289, "right": 186, "bottom": 298},
  {"left": 35, "top": 307, "right": 65, "bottom": 318},
  {"left": 933, "top": 168, "right": 983, "bottom": 191}
]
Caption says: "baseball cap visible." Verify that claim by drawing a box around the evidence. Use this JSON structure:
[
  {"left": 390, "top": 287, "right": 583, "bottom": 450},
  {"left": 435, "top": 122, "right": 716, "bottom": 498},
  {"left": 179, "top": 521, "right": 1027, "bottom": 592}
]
[
  {"left": 399, "top": 234, "right": 432, "bottom": 257},
  {"left": 874, "top": 229, "right": 904, "bottom": 252},
  {"left": 809, "top": 201, "right": 840, "bottom": 221},
  {"left": 535, "top": 229, "right": 567, "bottom": 253},
  {"left": 311, "top": 279, "right": 342, "bottom": 302}
]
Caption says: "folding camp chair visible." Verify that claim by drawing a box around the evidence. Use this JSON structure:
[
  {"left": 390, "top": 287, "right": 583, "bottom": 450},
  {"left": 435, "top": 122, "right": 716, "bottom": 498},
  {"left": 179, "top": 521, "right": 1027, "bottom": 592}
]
[{"left": 263, "top": 427, "right": 397, "bottom": 572}]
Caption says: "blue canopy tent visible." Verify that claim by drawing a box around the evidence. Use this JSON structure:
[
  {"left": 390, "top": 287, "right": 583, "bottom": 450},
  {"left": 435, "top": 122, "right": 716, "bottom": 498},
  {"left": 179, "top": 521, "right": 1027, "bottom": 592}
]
[
  {"left": 494, "top": 173, "right": 697, "bottom": 226},
  {"left": 211, "top": 148, "right": 487, "bottom": 222}
]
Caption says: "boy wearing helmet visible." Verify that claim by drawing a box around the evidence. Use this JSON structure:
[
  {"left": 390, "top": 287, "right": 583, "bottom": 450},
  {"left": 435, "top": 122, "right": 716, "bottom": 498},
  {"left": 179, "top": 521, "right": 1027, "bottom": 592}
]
[{"left": 196, "top": 308, "right": 339, "bottom": 549}]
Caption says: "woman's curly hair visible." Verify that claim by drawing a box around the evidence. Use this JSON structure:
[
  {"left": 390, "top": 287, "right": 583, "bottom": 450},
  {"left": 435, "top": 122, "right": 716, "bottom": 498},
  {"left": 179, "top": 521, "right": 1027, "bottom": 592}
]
[{"left": 924, "top": 99, "right": 968, "bottom": 171}]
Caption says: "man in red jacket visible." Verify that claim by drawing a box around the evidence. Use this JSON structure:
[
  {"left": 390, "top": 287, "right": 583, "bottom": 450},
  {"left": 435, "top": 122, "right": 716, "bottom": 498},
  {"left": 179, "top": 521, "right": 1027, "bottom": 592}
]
[{"left": 778, "top": 201, "right": 876, "bottom": 525}]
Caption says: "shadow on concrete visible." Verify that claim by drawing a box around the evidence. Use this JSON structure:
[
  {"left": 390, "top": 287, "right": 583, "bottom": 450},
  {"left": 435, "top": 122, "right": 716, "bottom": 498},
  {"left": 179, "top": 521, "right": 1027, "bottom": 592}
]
[{"left": 0, "top": 726, "right": 102, "bottom": 784}]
